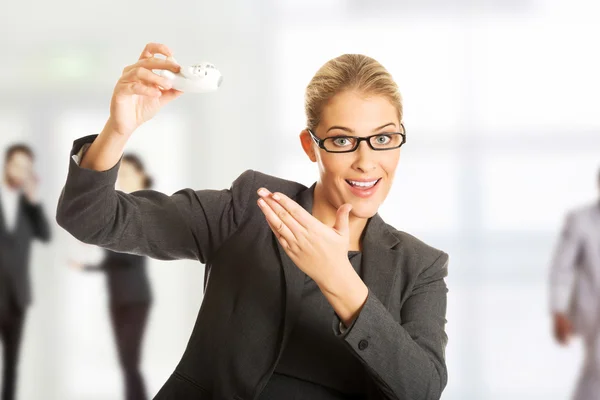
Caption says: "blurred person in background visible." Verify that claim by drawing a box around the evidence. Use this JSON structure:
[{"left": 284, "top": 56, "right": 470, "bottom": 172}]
[
  {"left": 0, "top": 144, "right": 51, "bottom": 400},
  {"left": 550, "top": 167, "right": 600, "bottom": 400},
  {"left": 70, "top": 153, "right": 153, "bottom": 400},
  {"left": 56, "top": 42, "right": 449, "bottom": 400}
]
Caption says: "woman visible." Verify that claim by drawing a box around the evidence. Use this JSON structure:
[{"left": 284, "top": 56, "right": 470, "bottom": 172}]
[
  {"left": 70, "top": 154, "right": 154, "bottom": 400},
  {"left": 56, "top": 43, "right": 449, "bottom": 400}
]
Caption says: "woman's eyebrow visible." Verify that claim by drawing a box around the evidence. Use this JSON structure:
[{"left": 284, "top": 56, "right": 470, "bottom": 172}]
[
  {"left": 326, "top": 122, "right": 397, "bottom": 134},
  {"left": 326, "top": 125, "right": 354, "bottom": 134},
  {"left": 373, "top": 122, "right": 397, "bottom": 131}
]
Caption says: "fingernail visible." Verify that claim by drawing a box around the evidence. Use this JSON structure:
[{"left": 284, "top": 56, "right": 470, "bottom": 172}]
[
  {"left": 257, "top": 188, "right": 268, "bottom": 196},
  {"left": 258, "top": 198, "right": 266, "bottom": 207},
  {"left": 272, "top": 193, "right": 281, "bottom": 201}
]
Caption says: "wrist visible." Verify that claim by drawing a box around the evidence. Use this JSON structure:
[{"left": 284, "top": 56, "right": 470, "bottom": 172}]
[
  {"left": 314, "top": 259, "right": 354, "bottom": 291},
  {"left": 80, "top": 125, "right": 129, "bottom": 171},
  {"left": 103, "top": 118, "right": 133, "bottom": 140},
  {"left": 317, "top": 263, "right": 368, "bottom": 325},
  {"left": 101, "top": 120, "right": 132, "bottom": 144}
]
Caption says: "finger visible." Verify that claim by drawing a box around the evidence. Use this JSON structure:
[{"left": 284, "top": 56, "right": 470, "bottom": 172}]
[
  {"left": 257, "top": 189, "right": 306, "bottom": 240},
  {"left": 257, "top": 198, "right": 296, "bottom": 245},
  {"left": 159, "top": 88, "right": 184, "bottom": 106},
  {"left": 140, "top": 57, "right": 181, "bottom": 73},
  {"left": 124, "top": 58, "right": 181, "bottom": 76},
  {"left": 122, "top": 67, "right": 173, "bottom": 90},
  {"left": 265, "top": 217, "right": 291, "bottom": 250},
  {"left": 277, "top": 234, "right": 290, "bottom": 250},
  {"left": 138, "top": 42, "right": 173, "bottom": 60},
  {"left": 266, "top": 216, "right": 291, "bottom": 250},
  {"left": 264, "top": 215, "right": 283, "bottom": 241},
  {"left": 116, "top": 81, "right": 162, "bottom": 98},
  {"left": 257, "top": 188, "right": 314, "bottom": 230}
]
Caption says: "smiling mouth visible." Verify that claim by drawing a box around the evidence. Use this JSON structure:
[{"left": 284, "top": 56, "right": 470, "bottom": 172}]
[{"left": 345, "top": 178, "right": 381, "bottom": 189}]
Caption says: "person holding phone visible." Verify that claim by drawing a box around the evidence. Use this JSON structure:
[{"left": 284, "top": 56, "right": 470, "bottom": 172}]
[
  {"left": 0, "top": 144, "right": 51, "bottom": 400},
  {"left": 56, "top": 43, "right": 449, "bottom": 400}
]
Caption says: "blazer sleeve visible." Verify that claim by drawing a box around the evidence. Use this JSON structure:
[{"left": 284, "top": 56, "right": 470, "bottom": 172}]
[
  {"left": 549, "top": 211, "right": 582, "bottom": 314},
  {"left": 334, "top": 252, "right": 449, "bottom": 400},
  {"left": 56, "top": 134, "right": 256, "bottom": 263}
]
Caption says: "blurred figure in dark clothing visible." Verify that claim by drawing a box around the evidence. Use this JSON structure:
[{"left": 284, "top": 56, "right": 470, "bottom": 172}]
[
  {"left": 0, "top": 144, "right": 51, "bottom": 400},
  {"left": 71, "top": 153, "right": 153, "bottom": 400}
]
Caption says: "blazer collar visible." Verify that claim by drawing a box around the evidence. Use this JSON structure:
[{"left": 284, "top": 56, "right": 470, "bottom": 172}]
[{"left": 276, "top": 182, "right": 402, "bottom": 348}]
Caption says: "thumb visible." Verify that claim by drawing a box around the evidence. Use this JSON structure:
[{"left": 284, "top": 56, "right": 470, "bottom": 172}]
[{"left": 334, "top": 203, "right": 352, "bottom": 235}]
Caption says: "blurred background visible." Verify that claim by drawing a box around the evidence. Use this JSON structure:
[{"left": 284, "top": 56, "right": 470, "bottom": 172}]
[{"left": 1, "top": 0, "right": 600, "bottom": 398}]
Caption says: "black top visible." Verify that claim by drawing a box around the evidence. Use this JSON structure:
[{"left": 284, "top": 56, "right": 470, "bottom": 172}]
[
  {"left": 259, "top": 250, "right": 367, "bottom": 399},
  {"left": 85, "top": 249, "right": 152, "bottom": 305}
]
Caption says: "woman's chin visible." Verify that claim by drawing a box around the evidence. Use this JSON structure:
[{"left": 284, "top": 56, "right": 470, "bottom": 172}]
[{"left": 349, "top": 203, "right": 379, "bottom": 219}]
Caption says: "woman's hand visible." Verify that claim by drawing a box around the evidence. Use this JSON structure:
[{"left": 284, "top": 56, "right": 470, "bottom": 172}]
[
  {"left": 80, "top": 43, "right": 182, "bottom": 171},
  {"left": 107, "top": 42, "right": 182, "bottom": 138},
  {"left": 257, "top": 187, "right": 369, "bottom": 325},
  {"left": 256, "top": 187, "right": 353, "bottom": 284}
]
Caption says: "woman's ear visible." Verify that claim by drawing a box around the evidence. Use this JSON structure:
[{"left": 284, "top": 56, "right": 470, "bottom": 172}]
[{"left": 299, "top": 130, "right": 317, "bottom": 162}]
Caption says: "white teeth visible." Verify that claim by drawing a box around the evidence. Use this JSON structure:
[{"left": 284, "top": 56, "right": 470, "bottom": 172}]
[{"left": 348, "top": 179, "right": 378, "bottom": 188}]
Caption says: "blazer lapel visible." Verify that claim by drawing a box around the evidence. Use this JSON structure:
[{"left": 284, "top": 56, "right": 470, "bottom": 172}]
[
  {"left": 276, "top": 183, "right": 315, "bottom": 349},
  {"left": 361, "top": 213, "right": 402, "bottom": 309}
]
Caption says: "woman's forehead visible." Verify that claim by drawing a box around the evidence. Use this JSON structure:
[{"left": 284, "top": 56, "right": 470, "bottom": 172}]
[{"left": 320, "top": 92, "right": 399, "bottom": 131}]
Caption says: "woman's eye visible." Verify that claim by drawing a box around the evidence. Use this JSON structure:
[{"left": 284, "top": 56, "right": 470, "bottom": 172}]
[
  {"left": 333, "top": 137, "right": 352, "bottom": 146},
  {"left": 375, "top": 135, "right": 391, "bottom": 144}
]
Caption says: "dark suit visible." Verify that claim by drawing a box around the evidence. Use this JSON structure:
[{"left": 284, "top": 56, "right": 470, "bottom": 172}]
[
  {"left": 0, "top": 192, "right": 50, "bottom": 400},
  {"left": 57, "top": 135, "right": 449, "bottom": 400},
  {"left": 85, "top": 249, "right": 152, "bottom": 400}
]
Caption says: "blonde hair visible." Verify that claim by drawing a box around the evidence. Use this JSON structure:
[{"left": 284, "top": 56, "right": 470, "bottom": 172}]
[{"left": 304, "top": 54, "right": 403, "bottom": 131}]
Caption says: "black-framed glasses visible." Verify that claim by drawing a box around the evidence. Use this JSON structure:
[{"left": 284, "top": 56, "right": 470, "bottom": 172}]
[{"left": 308, "top": 123, "right": 407, "bottom": 153}]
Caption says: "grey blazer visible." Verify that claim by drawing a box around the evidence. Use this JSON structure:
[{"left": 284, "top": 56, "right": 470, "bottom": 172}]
[
  {"left": 56, "top": 135, "right": 449, "bottom": 400},
  {"left": 550, "top": 203, "right": 600, "bottom": 338}
]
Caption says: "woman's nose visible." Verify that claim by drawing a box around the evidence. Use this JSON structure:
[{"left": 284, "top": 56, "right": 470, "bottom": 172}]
[{"left": 353, "top": 142, "right": 377, "bottom": 172}]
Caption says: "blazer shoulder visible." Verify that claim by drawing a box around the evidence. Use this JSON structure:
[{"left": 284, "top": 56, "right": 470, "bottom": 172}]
[
  {"left": 388, "top": 226, "right": 448, "bottom": 271},
  {"left": 563, "top": 204, "right": 596, "bottom": 226},
  {"left": 237, "top": 169, "right": 307, "bottom": 197},
  {"left": 578, "top": 203, "right": 599, "bottom": 218}
]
